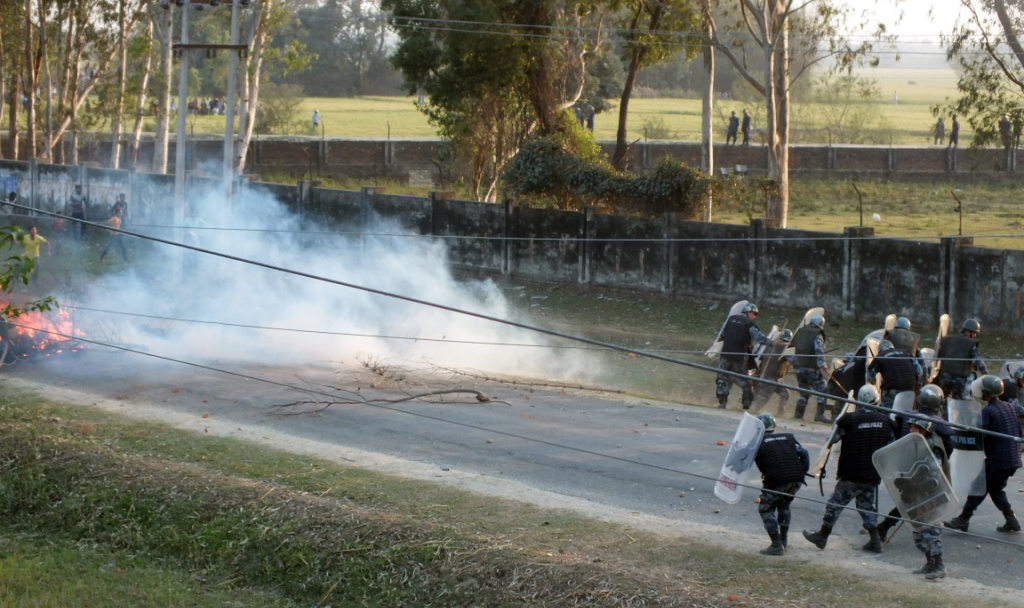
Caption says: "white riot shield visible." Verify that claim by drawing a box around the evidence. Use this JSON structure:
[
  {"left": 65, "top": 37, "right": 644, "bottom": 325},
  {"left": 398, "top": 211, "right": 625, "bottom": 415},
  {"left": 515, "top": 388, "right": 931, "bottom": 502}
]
[
  {"left": 714, "top": 413, "right": 766, "bottom": 504},
  {"left": 794, "top": 307, "right": 825, "bottom": 334},
  {"left": 706, "top": 300, "right": 749, "bottom": 358},
  {"left": 811, "top": 400, "right": 853, "bottom": 478},
  {"left": 884, "top": 314, "right": 897, "bottom": 331},
  {"left": 921, "top": 348, "right": 936, "bottom": 381},
  {"left": 948, "top": 398, "right": 986, "bottom": 502},
  {"left": 873, "top": 433, "right": 959, "bottom": 529},
  {"left": 858, "top": 329, "right": 886, "bottom": 387},
  {"left": 892, "top": 391, "right": 916, "bottom": 414},
  {"left": 930, "top": 314, "right": 950, "bottom": 381},
  {"left": 999, "top": 360, "right": 1024, "bottom": 381}
]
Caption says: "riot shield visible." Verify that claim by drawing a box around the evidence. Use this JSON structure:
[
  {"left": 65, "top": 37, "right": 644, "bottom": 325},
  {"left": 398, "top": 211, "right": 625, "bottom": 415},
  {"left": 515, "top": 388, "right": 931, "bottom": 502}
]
[
  {"left": 794, "top": 307, "right": 826, "bottom": 334},
  {"left": 811, "top": 400, "right": 853, "bottom": 478},
  {"left": 884, "top": 314, "right": 897, "bottom": 332},
  {"left": 929, "top": 314, "right": 950, "bottom": 381},
  {"left": 859, "top": 329, "right": 886, "bottom": 387},
  {"left": 948, "top": 398, "right": 986, "bottom": 502},
  {"left": 751, "top": 326, "right": 793, "bottom": 410},
  {"left": 873, "top": 433, "right": 959, "bottom": 528},
  {"left": 999, "top": 359, "right": 1024, "bottom": 381},
  {"left": 714, "top": 412, "right": 766, "bottom": 504},
  {"left": 921, "top": 347, "right": 936, "bottom": 381},
  {"left": 892, "top": 391, "right": 916, "bottom": 414},
  {"left": 705, "top": 300, "right": 749, "bottom": 358}
]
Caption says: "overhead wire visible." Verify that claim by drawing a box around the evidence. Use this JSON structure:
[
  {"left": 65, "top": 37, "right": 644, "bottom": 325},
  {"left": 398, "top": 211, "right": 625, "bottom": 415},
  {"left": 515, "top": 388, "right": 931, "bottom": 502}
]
[{"left": 6, "top": 204, "right": 1024, "bottom": 548}]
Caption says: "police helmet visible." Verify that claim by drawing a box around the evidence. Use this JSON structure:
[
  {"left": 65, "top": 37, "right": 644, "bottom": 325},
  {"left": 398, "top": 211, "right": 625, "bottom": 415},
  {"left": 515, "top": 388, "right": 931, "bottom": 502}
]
[
  {"left": 962, "top": 318, "right": 981, "bottom": 333},
  {"left": 1014, "top": 366, "right": 1024, "bottom": 381},
  {"left": 980, "top": 374, "right": 1004, "bottom": 398},
  {"left": 910, "top": 420, "right": 933, "bottom": 435},
  {"left": 742, "top": 303, "right": 759, "bottom": 314},
  {"left": 780, "top": 329, "right": 793, "bottom": 342},
  {"left": 758, "top": 412, "right": 777, "bottom": 433},
  {"left": 857, "top": 384, "right": 880, "bottom": 405},
  {"left": 896, "top": 316, "right": 911, "bottom": 330},
  {"left": 809, "top": 314, "right": 825, "bottom": 329},
  {"left": 879, "top": 340, "right": 894, "bottom": 352},
  {"left": 917, "top": 385, "right": 943, "bottom": 412}
]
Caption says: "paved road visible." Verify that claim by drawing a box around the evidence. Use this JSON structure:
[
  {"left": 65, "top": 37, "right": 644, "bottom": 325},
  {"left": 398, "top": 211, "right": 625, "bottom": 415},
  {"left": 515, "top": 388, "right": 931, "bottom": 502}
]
[{"left": 9, "top": 348, "right": 1024, "bottom": 597}]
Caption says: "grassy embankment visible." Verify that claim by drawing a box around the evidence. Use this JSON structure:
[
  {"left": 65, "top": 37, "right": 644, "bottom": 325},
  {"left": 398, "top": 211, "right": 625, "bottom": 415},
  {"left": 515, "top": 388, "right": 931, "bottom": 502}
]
[{"left": 0, "top": 387, "right": 1013, "bottom": 608}]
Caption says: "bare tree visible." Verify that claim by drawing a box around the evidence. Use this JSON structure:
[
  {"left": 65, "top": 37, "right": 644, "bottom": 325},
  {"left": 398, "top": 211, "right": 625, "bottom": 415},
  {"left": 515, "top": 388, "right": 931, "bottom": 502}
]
[
  {"left": 109, "top": 0, "right": 129, "bottom": 168},
  {"left": 127, "top": 19, "right": 153, "bottom": 168},
  {"left": 708, "top": 0, "right": 891, "bottom": 227},
  {"left": 151, "top": 3, "right": 174, "bottom": 173}
]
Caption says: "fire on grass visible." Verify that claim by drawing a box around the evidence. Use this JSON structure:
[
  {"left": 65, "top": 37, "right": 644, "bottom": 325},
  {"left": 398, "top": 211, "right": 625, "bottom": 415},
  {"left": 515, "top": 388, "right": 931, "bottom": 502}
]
[{"left": 0, "top": 301, "right": 86, "bottom": 365}]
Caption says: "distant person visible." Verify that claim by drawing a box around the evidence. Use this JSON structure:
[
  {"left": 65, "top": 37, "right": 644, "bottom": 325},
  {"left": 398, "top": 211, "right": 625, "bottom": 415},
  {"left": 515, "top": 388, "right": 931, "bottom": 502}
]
[
  {"left": 727, "top": 111, "right": 739, "bottom": 145},
  {"left": 741, "top": 109, "right": 751, "bottom": 147},
  {"left": 111, "top": 192, "right": 128, "bottom": 224},
  {"left": 949, "top": 115, "right": 960, "bottom": 148},
  {"left": 1014, "top": 112, "right": 1023, "bottom": 148},
  {"left": 20, "top": 225, "right": 50, "bottom": 278},
  {"left": 892, "top": 91, "right": 898, "bottom": 105},
  {"left": 67, "top": 184, "right": 89, "bottom": 239},
  {"left": 312, "top": 109, "right": 320, "bottom": 131},
  {"left": 999, "top": 114, "right": 1013, "bottom": 149},
  {"left": 586, "top": 105, "right": 594, "bottom": 132},
  {"left": 934, "top": 117, "right": 945, "bottom": 145},
  {"left": 99, "top": 207, "right": 128, "bottom": 262}
]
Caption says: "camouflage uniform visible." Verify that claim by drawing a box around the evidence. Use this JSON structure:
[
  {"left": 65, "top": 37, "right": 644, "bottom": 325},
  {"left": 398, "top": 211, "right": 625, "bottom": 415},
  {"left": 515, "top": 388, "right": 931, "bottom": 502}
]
[
  {"left": 822, "top": 479, "right": 879, "bottom": 528},
  {"left": 913, "top": 525, "right": 942, "bottom": 556},
  {"left": 758, "top": 481, "right": 801, "bottom": 534}
]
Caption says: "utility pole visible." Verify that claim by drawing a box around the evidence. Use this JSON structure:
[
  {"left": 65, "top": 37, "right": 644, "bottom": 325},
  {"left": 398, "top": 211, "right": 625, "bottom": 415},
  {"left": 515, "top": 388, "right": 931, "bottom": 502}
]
[{"left": 166, "top": 0, "right": 249, "bottom": 281}]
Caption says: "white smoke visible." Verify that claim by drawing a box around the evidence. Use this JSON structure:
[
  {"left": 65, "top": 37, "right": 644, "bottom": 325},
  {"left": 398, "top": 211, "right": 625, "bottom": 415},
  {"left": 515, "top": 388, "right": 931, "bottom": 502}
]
[{"left": 65, "top": 183, "right": 597, "bottom": 383}]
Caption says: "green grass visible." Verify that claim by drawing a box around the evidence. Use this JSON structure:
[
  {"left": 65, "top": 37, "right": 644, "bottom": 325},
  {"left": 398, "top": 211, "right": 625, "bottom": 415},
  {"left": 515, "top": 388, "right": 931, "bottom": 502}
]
[
  {"left": 168, "top": 67, "right": 968, "bottom": 144},
  {"left": 0, "top": 392, "right": 1014, "bottom": 608},
  {"left": 0, "top": 535, "right": 294, "bottom": 608}
]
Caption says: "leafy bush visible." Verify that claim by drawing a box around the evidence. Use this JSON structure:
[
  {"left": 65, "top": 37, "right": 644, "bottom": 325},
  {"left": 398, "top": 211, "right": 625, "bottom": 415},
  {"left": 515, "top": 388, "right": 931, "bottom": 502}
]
[{"left": 502, "top": 133, "right": 711, "bottom": 217}]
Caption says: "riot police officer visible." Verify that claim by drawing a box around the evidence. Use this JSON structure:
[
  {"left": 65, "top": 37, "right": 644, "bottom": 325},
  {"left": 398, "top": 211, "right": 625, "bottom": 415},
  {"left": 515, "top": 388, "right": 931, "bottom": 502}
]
[
  {"left": 753, "top": 412, "right": 809, "bottom": 556},
  {"left": 867, "top": 340, "right": 922, "bottom": 409},
  {"left": 803, "top": 385, "right": 897, "bottom": 552},
  {"left": 791, "top": 313, "right": 829, "bottom": 422},
  {"left": 936, "top": 318, "right": 988, "bottom": 399},
  {"left": 884, "top": 316, "right": 926, "bottom": 382},
  {"left": 716, "top": 303, "right": 779, "bottom": 410},
  {"left": 878, "top": 385, "right": 952, "bottom": 579},
  {"left": 945, "top": 375, "right": 1022, "bottom": 533}
]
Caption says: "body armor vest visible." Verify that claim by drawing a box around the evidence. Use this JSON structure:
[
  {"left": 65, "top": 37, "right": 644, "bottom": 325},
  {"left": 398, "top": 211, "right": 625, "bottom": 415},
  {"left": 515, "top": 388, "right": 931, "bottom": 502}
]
[
  {"left": 874, "top": 348, "right": 918, "bottom": 391},
  {"left": 937, "top": 333, "right": 978, "bottom": 377},
  {"left": 755, "top": 433, "right": 807, "bottom": 487},
  {"left": 983, "top": 400, "right": 1023, "bottom": 469},
  {"left": 720, "top": 314, "right": 754, "bottom": 364},
  {"left": 791, "top": 326, "right": 824, "bottom": 369},
  {"left": 837, "top": 410, "right": 895, "bottom": 484},
  {"left": 885, "top": 327, "right": 921, "bottom": 355}
]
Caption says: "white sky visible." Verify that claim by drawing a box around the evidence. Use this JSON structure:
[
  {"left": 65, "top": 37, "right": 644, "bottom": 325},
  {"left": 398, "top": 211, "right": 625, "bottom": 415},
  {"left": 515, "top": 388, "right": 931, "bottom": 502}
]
[{"left": 860, "top": 0, "right": 963, "bottom": 39}]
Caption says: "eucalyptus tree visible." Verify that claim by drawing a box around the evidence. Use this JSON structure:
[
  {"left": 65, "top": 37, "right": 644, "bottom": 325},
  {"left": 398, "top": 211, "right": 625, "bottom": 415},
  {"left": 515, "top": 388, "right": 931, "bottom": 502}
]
[
  {"left": 944, "top": 0, "right": 1024, "bottom": 146},
  {"left": 707, "top": 0, "right": 894, "bottom": 227}
]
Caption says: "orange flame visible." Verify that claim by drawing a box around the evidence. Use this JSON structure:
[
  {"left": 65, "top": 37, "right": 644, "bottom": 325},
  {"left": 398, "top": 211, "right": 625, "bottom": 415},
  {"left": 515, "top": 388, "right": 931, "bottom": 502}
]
[{"left": 0, "top": 302, "right": 85, "bottom": 356}]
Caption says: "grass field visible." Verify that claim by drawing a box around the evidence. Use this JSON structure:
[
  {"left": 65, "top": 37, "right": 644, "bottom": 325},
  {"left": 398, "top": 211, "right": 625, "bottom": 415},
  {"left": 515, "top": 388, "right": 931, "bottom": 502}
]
[{"left": 176, "top": 67, "right": 967, "bottom": 143}]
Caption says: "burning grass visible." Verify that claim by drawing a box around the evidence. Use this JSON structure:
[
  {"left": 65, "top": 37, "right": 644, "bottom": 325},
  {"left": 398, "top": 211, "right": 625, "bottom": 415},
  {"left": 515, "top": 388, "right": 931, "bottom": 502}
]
[{"left": 0, "top": 302, "right": 86, "bottom": 363}]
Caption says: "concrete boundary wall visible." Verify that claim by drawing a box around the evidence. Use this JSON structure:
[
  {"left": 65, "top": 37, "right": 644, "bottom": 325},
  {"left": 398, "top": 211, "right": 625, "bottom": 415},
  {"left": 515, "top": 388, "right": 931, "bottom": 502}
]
[{"left": 0, "top": 159, "right": 1019, "bottom": 332}]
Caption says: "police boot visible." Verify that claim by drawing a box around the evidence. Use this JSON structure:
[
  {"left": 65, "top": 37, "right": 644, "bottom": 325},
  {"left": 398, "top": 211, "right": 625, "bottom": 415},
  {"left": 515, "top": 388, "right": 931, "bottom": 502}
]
[
  {"left": 759, "top": 532, "right": 785, "bottom": 556},
  {"left": 802, "top": 524, "right": 831, "bottom": 550},
  {"left": 913, "top": 554, "right": 936, "bottom": 575},
  {"left": 813, "top": 402, "right": 830, "bottom": 423},
  {"left": 779, "top": 525, "right": 789, "bottom": 549},
  {"left": 793, "top": 403, "right": 806, "bottom": 420},
  {"left": 718, "top": 396, "right": 728, "bottom": 409},
  {"left": 997, "top": 510, "right": 1021, "bottom": 533},
  {"left": 876, "top": 519, "right": 893, "bottom": 542},
  {"left": 861, "top": 526, "right": 883, "bottom": 553},
  {"left": 944, "top": 512, "right": 971, "bottom": 532},
  {"left": 925, "top": 554, "right": 947, "bottom": 580}
]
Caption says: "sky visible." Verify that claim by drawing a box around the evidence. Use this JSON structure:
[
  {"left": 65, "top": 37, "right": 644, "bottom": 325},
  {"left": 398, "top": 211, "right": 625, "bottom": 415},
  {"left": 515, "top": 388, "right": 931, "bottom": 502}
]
[{"left": 862, "top": 0, "right": 962, "bottom": 39}]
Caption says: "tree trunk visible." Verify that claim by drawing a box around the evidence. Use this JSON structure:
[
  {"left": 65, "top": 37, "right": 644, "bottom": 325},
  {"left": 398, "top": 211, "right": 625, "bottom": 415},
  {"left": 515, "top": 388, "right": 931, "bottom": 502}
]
[
  {"left": 128, "top": 20, "right": 153, "bottom": 168},
  {"left": 612, "top": 5, "right": 663, "bottom": 171},
  {"left": 763, "top": 11, "right": 789, "bottom": 228},
  {"left": 40, "top": 0, "right": 53, "bottom": 163},
  {"left": 236, "top": 0, "right": 273, "bottom": 175},
  {"left": 109, "top": 0, "right": 128, "bottom": 169},
  {"left": 152, "top": 4, "right": 173, "bottom": 173},
  {"left": 700, "top": 8, "right": 714, "bottom": 222},
  {"left": 7, "top": 76, "right": 18, "bottom": 160},
  {"left": 24, "top": 0, "right": 37, "bottom": 159}
]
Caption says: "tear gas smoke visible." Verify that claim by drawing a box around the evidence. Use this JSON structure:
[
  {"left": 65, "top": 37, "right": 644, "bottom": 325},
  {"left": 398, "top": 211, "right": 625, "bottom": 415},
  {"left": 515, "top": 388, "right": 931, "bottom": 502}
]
[{"left": 62, "top": 184, "right": 599, "bottom": 383}]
